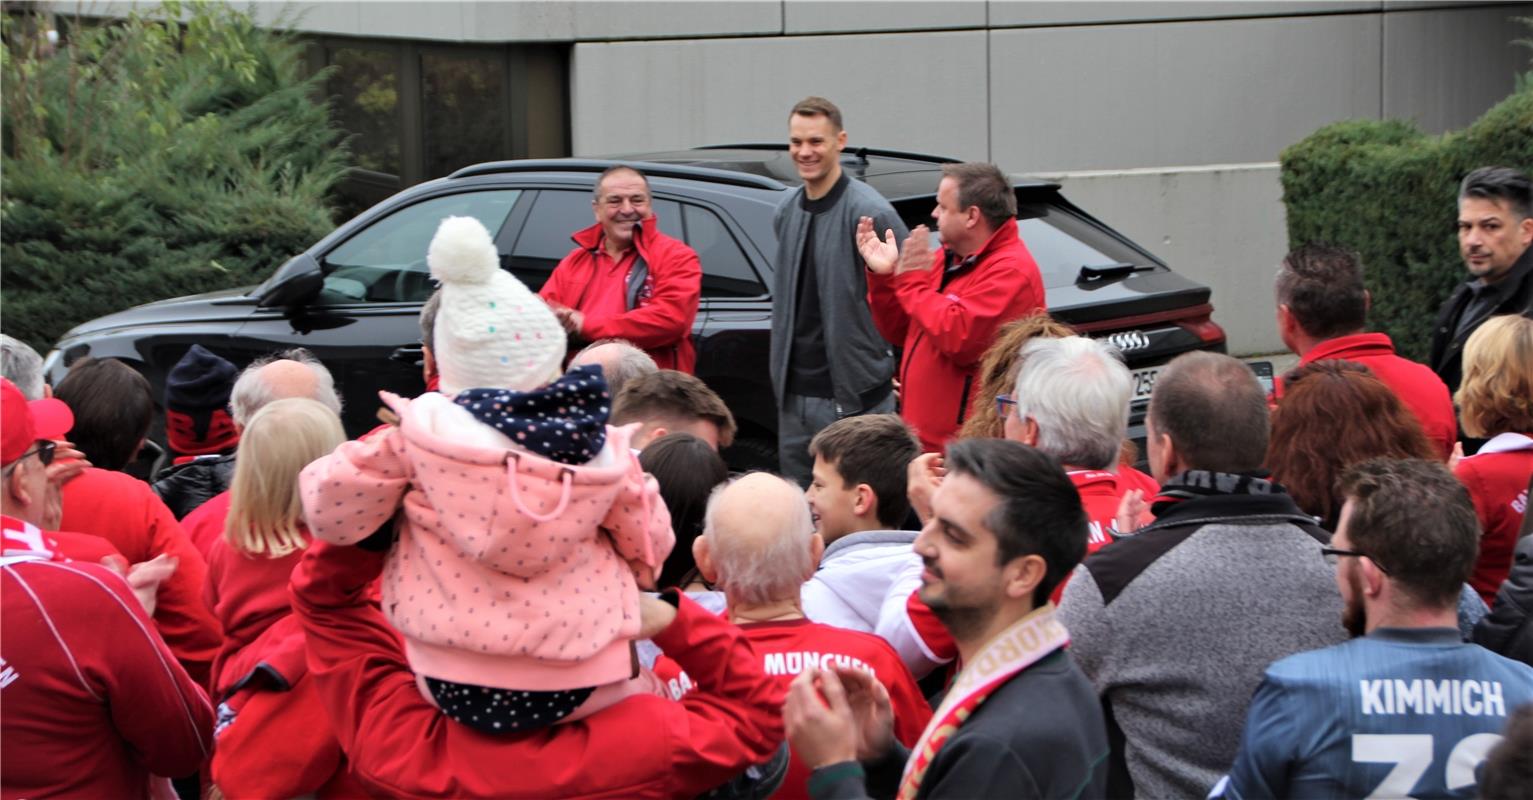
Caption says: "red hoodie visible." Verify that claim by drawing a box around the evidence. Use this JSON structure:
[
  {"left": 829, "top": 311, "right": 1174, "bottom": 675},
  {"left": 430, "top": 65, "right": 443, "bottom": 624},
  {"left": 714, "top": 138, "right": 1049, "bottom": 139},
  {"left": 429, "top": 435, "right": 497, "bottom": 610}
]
[
  {"left": 59, "top": 467, "right": 222, "bottom": 687},
  {"left": 1455, "top": 433, "right": 1533, "bottom": 605},
  {"left": 1, "top": 557, "right": 213, "bottom": 800},
  {"left": 868, "top": 221, "right": 1045, "bottom": 452},
  {"left": 1278, "top": 332, "right": 1458, "bottom": 460},
  {"left": 289, "top": 541, "right": 785, "bottom": 798},
  {"left": 540, "top": 216, "right": 702, "bottom": 373}
]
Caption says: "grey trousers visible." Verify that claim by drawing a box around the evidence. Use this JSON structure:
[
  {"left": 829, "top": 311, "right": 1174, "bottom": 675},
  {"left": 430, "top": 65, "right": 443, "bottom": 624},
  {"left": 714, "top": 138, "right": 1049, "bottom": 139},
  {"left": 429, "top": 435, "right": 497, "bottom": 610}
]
[{"left": 777, "top": 391, "right": 898, "bottom": 487}]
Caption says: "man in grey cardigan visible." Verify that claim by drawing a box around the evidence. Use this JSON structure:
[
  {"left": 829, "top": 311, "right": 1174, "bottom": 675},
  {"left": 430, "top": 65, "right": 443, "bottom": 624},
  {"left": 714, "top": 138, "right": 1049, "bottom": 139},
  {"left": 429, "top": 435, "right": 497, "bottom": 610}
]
[
  {"left": 1059, "top": 352, "right": 1348, "bottom": 799},
  {"left": 771, "top": 97, "right": 906, "bottom": 485}
]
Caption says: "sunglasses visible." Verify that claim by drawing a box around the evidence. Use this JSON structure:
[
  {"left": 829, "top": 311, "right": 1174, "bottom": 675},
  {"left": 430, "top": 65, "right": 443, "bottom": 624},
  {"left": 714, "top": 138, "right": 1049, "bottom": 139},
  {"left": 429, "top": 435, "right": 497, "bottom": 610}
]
[
  {"left": 3, "top": 439, "right": 57, "bottom": 475},
  {"left": 995, "top": 394, "right": 1018, "bottom": 418}
]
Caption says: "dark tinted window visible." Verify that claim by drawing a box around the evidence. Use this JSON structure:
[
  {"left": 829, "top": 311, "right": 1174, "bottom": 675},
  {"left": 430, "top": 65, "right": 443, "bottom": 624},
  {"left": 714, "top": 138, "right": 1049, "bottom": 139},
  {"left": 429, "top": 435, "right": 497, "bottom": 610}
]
[
  {"left": 319, "top": 189, "right": 521, "bottom": 304},
  {"left": 684, "top": 205, "right": 764, "bottom": 297},
  {"left": 421, "top": 52, "right": 508, "bottom": 179},
  {"left": 508, "top": 190, "right": 589, "bottom": 289}
]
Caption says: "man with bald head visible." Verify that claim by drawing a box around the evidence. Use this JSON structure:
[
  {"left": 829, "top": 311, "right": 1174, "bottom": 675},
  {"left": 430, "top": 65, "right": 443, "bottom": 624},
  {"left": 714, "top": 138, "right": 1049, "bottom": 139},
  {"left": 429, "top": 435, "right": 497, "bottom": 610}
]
[
  {"left": 654, "top": 472, "right": 930, "bottom": 799},
  {"left": 167, "top": 348, "right": 344, "bottom": 555},
  {"left": 571, "top": 338, "right": 658, "bottom": 400}
]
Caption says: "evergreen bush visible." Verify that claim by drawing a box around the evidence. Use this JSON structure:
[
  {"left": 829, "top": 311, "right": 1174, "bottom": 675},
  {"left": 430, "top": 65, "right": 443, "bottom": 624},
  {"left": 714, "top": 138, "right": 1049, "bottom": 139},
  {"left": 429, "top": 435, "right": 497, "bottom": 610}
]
[
  {"left": 1, "top": 1, "right": 347, "bottom": 354},
  {"left": 1280, "top": 31, "right": 1533, "bottom": 361}
]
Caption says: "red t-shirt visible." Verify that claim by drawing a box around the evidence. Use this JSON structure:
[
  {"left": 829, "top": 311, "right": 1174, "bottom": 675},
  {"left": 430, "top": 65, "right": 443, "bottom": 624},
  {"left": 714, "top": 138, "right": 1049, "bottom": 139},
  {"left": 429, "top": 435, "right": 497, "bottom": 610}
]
[
  {"left": 0, "top": 557, "right": 214, "bottom": 799},
  {"left": 182, "top": 489, "right": 233, "bottom": 562},
  {"left": 59, "top": 468, "right": 222, "bottom": 687},
  {"left": 655, "top": 617, "right": 932, "bottom": 800}
]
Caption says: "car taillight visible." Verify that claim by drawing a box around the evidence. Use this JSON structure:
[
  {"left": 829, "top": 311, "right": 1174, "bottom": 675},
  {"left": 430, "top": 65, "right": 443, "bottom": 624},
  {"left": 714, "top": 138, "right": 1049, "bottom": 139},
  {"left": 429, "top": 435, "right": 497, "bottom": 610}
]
[{"left": 1174, "top": 314, "right": 1225, "bottom": 344}]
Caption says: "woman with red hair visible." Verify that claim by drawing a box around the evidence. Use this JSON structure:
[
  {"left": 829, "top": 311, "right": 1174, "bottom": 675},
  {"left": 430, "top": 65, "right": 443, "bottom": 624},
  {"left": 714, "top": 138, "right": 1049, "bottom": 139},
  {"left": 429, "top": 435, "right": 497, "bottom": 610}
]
[{"left": 1266, "top": 360, "right": 1435, "bottom": 531}]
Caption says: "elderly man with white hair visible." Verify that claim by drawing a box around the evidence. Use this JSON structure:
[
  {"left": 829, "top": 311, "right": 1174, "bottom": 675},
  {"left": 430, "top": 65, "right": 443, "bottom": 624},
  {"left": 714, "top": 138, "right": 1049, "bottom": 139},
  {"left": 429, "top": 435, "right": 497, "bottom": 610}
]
[
  {"left": 650, "top": 472, "right": 931, "bottom": 799},
  {"left": 881, "top": 335, "right": 1152, "bottom": 678}
]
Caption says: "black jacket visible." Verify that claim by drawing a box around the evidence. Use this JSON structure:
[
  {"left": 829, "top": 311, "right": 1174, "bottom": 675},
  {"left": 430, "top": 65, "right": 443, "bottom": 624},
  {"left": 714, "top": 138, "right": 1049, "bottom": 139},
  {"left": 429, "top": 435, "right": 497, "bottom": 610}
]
[
  {"left": 1473, "top": 532, "right": 1533, "bottom": 667},
  {"left": 809, "top": 649, "right": 1109, "bottom": 800},
  {"left": 151, "top": 454, "right": 236, "bottom": 520},
  {"left": 1429, "top": 245, "right": 1533, "bottom": 393}
]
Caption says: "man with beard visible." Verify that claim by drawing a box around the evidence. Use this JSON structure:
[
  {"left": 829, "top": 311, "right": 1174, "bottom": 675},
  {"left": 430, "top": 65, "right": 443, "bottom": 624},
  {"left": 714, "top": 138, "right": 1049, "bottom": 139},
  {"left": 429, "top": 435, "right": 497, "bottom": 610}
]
[
  {"left": 1215, "top": 458, "right": 1533, "bottom": 799},
  {"left": 540, "top": 165, "right": 703, "bottom": 373},
  {"left": 784, "top": 439, "right": 1109, "bottom": 799}
]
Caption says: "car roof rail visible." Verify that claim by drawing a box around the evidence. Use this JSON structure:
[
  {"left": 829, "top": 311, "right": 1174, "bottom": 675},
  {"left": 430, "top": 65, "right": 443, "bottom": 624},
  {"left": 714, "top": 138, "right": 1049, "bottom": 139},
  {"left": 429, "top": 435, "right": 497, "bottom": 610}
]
[
  {"left": 448, "top": 158, "right": 787, "bottom": 191},
  {"left": 694, "top": 143, "right": 963, "bottom": 165}
]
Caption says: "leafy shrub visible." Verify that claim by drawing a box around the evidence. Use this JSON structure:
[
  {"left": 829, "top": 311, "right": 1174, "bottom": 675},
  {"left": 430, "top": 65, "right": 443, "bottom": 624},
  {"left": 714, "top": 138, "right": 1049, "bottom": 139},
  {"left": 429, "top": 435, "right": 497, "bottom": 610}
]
[
  {"left": 1280, "top": 38, "right": 1533, "bottom": 361},
  {"left": 1, "top": 1, "right": 347, "bottom": 353}
]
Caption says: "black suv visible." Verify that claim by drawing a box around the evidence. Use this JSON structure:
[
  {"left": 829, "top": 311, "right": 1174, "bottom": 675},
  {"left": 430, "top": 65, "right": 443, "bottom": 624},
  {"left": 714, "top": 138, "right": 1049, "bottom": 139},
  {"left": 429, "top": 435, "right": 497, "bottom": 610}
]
[{"left": 44, "top": 145, "right": 1226, "bottom": 469}]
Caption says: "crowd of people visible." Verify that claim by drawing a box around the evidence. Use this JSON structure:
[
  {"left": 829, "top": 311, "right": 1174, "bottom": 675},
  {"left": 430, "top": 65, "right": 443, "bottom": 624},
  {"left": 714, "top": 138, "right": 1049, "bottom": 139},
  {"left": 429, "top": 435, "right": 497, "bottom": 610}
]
[{"left": 2, "top": 95, "right": 1532, "bottom": 800}]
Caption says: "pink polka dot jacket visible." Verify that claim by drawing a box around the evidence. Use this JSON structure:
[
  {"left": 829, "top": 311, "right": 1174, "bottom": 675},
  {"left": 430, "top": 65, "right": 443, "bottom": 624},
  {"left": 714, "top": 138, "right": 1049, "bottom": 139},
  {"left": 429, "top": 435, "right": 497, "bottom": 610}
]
[{"left": 299, "top": 390, "right": 674, "bottom": 693}]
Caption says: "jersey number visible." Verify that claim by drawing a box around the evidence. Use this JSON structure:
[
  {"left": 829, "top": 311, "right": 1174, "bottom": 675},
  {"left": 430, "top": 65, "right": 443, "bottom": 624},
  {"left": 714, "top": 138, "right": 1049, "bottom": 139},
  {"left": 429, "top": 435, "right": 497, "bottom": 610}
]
[{"left": 1351, "top": 733, "right": 1502, "bottom": 798}]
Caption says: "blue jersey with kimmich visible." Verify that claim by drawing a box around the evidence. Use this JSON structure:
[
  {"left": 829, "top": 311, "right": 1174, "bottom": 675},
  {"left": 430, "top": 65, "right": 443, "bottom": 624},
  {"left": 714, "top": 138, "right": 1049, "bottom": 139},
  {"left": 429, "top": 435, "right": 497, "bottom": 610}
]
[{"left": 1212, "top": 627, "right": 1533, "bottom": 799}]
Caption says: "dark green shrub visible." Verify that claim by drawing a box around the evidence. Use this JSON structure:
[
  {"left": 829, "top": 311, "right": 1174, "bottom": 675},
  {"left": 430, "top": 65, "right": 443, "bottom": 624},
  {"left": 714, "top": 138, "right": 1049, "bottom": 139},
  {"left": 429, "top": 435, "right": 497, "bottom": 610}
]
[
  {"left": 1, "top": 1, "right": 347, "bottom": 354},
  {"left": 1281, "top": 68, "right": 1533, "bottom": 361}
]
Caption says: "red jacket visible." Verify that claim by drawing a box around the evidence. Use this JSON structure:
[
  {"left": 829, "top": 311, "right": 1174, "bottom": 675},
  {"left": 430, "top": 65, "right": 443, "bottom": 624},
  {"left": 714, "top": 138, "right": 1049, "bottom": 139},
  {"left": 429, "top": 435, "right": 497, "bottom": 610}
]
[
  {"left": 182, "top": 489, "right": 232, "bottom": 562},
  {"left": 1, "top": 557, "right": 214, "bottom": 800},
  {"left": 540, "top": 217, "right": 702, "bottom": 373},
  {"left": 289, "top": 541, "right": 785, "bottom": 799},
  {"left": 653, "top": 617, "right": 932, "bottom": 800},
  {"left": 868, "top": 222, "right": 1045, "bottom": 452},
  {"left": 1455, "top": 433, "right": 1533, "bottom": 605},
  {"left": 1278, "top": 332, "right": 1457, "bottom": 460},
  {"left": 60, "top": 468, "right": 222, "bottom": 687}
]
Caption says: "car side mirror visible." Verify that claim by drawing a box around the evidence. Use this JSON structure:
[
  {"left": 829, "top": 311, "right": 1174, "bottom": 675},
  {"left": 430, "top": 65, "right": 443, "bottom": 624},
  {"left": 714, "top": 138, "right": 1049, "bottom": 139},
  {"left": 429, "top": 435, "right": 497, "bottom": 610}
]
[{"left": 257, "top": 265, "right": 323, "bottom": 308}]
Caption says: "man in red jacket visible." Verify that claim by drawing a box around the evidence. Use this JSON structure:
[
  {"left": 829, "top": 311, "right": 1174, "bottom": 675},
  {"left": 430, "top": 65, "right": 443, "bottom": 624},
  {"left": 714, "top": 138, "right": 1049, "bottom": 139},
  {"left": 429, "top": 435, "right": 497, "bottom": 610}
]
[
  {"left": 1, "top": 378, "right": 214, "bottom": 799},
  {"left": 290, "top": 533, "right": 785, "bottom": 798},
  {"left": 859, "top": 162, "right": 1045, "bottom": 452},
  {"left": 540, "top": 165, "right": 703, "bottom": 373},
  {"left": 1273, "top": 243, "right": 1457, "bottom": 459}
]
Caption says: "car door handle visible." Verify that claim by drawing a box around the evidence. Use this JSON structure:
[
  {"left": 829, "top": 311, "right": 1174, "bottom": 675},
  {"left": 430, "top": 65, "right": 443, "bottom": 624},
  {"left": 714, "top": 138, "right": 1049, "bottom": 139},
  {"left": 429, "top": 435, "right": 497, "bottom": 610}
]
[{"left": 390, "top": 346, "right": 424, "bottom": 364}]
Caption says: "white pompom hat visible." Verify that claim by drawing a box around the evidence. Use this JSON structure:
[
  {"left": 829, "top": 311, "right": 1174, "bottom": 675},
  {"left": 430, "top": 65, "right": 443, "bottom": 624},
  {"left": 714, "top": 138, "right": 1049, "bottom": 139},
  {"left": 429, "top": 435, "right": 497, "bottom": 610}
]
[{"left": 427, "top": 216, "right": 565, "bottom": 395}]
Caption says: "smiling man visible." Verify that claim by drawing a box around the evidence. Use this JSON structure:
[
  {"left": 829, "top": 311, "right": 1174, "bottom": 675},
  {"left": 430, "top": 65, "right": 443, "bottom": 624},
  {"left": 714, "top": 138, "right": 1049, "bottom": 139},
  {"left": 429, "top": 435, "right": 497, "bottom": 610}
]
[
  {"left": 1429, "top": 166, "right": 1533, "bottom": 393},
  {"left": 769, "top": 97, "right": 907, "bottom": 486},
  {"left": 540, "top": 165, "right": 702, "bottom": 373}
]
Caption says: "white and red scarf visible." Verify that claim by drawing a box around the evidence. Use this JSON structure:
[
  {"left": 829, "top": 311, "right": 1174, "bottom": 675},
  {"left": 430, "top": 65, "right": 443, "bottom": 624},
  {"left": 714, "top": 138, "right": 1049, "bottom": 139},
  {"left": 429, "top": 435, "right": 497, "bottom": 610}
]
[{"left": 896, "top": 604, "right": 1070, "bottom": 800}]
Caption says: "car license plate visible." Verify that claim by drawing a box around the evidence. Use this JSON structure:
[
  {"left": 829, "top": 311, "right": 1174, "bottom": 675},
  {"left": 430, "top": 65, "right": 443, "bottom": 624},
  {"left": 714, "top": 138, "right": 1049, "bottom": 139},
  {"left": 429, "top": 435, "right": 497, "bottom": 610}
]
[{"left": 1131, "top": 366, "right": 1160, "bottom": 401}]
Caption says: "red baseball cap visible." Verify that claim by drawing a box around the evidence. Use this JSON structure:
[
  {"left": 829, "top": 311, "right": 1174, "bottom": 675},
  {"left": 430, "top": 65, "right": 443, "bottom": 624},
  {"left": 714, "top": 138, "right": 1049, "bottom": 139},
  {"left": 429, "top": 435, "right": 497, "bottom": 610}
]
[{"left": 2, "top": 379, "right": 74, "bottom": 467}]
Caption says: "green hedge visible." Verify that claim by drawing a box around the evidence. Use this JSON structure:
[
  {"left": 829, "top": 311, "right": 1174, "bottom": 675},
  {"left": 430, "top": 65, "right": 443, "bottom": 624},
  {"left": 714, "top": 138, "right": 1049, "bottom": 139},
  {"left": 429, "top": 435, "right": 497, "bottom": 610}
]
[
  {"left": 1, "top": 1, "right": 347, "bottom": 354},
  {"left": 1280, "top": 77, "right": 1533, "bottom": 361}
]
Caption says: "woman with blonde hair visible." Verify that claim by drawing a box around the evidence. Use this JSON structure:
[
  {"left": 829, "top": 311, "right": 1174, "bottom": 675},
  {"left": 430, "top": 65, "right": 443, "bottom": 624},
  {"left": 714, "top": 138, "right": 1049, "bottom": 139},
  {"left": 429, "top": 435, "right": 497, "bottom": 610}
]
[
  {"left": 203, "top": 397, "right": 363, "bottom": 798},
  {"left": 1453, "top": 314, "right": 1533, "bottom": 605},
  {"left": 957, "top": 313, "right": 1077, "bottom": 440}
]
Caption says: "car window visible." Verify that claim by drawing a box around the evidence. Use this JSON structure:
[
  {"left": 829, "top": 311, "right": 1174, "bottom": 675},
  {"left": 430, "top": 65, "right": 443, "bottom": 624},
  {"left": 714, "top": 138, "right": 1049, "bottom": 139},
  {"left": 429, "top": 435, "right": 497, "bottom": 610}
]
[
  {"left": 1014, "top": 203, "right": 1150, "bottom": 288},
  {"left": 318, "top": 189, "right": 521, "bottom": 304},
  {"left": 683, "top": 204, "right": 765, "bottom": 298},
  {"left": 508, "top": 190, "right": 587, "bottom": 290}
]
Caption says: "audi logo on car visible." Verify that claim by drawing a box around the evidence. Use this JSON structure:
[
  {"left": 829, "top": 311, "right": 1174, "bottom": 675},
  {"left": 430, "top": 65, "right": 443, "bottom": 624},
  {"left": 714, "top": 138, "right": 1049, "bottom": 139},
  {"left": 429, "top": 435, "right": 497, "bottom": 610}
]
[{"left": 1106, "top": 331, "right": 1150, "bottom": 352}]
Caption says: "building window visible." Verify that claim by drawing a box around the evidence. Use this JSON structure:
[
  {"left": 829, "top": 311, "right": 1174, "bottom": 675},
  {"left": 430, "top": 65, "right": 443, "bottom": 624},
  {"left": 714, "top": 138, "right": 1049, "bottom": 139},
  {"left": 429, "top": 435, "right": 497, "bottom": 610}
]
[{"left": 309, "top": 37, "right": 568, "bottom": 218}]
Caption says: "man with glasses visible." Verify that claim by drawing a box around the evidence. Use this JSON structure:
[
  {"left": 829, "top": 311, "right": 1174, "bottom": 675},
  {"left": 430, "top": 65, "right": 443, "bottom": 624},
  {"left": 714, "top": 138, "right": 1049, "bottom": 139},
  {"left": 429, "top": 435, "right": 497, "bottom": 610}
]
[
  {"left": 540, "top": 165, "right": 703, "bottom": 373},
  {"left": 1215, "top": 458, "right": 1533, "bottom": 799}
]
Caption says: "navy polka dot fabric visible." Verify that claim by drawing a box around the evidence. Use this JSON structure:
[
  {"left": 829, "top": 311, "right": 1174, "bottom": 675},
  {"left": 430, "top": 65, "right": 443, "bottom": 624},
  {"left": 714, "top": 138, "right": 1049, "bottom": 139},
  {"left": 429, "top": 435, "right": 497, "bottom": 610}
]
[
  {"left": 424, "top": 676, "right": 595, "bottom": 734},
  {"left": 453, "top": 365, "right": 610, "bottom": 465}
]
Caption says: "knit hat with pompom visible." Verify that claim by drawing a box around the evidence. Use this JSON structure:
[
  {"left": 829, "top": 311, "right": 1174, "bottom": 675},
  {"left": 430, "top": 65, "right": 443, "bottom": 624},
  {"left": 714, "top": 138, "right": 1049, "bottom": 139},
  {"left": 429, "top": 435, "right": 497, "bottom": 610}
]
[{"left": 428, "top": 216, "right": 566, "bottom": 395}]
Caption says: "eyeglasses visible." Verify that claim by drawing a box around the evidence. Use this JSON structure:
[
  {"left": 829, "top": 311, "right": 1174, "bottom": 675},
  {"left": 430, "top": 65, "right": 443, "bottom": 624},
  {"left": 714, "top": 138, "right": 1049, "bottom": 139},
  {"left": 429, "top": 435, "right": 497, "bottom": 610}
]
[
  {"left": 995, "top": 394, "right": 1018, "bottom": 418},
  {"left": 2, "top": 439, "right": 57, "bottom": 476},
  {"left": 1320, "top": 546, "right": 1390, "bottom": 574}
]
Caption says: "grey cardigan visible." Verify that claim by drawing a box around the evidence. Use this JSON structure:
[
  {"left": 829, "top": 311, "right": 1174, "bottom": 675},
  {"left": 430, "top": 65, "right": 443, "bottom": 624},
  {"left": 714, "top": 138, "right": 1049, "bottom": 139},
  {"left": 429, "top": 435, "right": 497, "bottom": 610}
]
[{"left": 769, "top": 179, "right": 908, "bottom": 413}]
